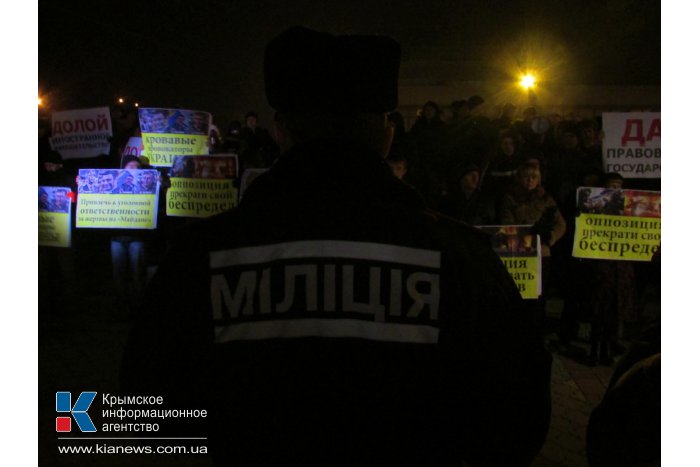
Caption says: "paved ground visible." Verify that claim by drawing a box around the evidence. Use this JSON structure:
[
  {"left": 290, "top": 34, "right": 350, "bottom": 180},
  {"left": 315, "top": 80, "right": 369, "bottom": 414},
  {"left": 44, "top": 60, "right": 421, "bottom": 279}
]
[
  {"left": 38, "top": 249, "right": 617, "bottom": 467},
  {"left": 532, "top": 344, "right": 613, "bottom": 467}
]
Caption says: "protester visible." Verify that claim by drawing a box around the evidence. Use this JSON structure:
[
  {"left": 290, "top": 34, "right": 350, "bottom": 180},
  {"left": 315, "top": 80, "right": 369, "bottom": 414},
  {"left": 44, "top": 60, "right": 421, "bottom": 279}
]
[
  {"left": 109, "top": 156, "right": 150, "bottom": 314},
  {"left": 500, "top": 161, "right": 566, "bottom": 327},
  {"left": 121, "top": 26, "right": 551, "bottom": 467},
  {"left": 500, "top": 162, "right": 566, "bottom": 258},
  {"left": 481, "top": 130, "right": 526, "bottom": 199},
  {"left": 439, "top": 94, "right": 496, "bottom": 195},
  {"left": 404, "top": 101, "right": 448, "bottom": 207},
  {"left": 385, "top": 152, "right": 408, "bottom": 180},
  {"left": 586, "top": 173, "right": 637, "bottom": 366},
  {"left": 240, "top": 111, "right": 279, "bottom": 167},
  {"left": 439, "top": 161, "right": 496, "bottom": 225},
  {"left": 586, "top": 261, "right": 660, "bottom": 467},
  {"left": 495, "top": 102, "right": 517, "bottom": 129},
  {"left": 39, "top": 121, "right": 77, "bottom": 316},
  {"left": 549, "top": 166, "right": 606, "bottom": 356},
  {"left": 547, "top": 121, "right": 604, "bottom": 209},
  {"left": 409, "top": 101, "right": 444, "bottom": 136}
]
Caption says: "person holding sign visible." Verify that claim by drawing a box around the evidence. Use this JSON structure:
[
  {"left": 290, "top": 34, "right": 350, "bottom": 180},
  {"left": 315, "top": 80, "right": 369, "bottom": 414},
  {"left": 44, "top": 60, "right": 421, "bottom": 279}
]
[
  {"left": 500, "top": 162, "right": 566, "bottom": 257},
  {"left": 500, "top": 161, "right": 566, "bottom": 326},
  {"left": 109, "top": 156, "right": 151, "bottom": 314},
  {"left": 122, "top": 26, "right": 551, "bottom": 467},
  {"left": 439, "top": 161, "right": 496, "bottom": 225},
  {"left": 587, "top": 173, "right": 637, "bottom": 366}
]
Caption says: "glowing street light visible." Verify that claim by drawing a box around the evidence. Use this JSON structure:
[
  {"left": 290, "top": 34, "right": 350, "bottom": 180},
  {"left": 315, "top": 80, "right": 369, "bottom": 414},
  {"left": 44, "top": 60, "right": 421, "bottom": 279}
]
[
  {"left": 520, "top": 74, "right": 536, "bottom": 90},
  {"left": 118, "top": 97, "right": 125, "bottom": 104},
  {"left": 134, "top": 102, "right": 139, "bottom": 108},
  {"left": 38, "top": 97, "right": 43, "bottom": 106}
]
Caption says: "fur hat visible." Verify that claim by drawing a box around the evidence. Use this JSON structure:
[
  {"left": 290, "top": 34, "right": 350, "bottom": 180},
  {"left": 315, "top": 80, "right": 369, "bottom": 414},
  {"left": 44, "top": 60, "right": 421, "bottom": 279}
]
[{"left": 264, "top": 26, "right": 401, "bottom": 113}]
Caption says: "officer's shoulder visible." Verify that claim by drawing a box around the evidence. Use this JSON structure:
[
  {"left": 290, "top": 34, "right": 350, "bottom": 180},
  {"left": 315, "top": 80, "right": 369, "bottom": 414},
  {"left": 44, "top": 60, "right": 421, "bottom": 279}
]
[
  {"left": 423, "top": 208, "right": 493, "bottom": 251},
  {"left": 168, "top": 208, "right": 242, "bottom": 250}
]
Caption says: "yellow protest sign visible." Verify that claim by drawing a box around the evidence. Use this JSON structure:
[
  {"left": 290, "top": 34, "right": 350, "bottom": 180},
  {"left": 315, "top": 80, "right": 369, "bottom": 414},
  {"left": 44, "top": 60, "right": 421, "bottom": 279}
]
[
  {"left": 38, "top": 186, "right": 72, "bottom": 247},
  {"left": 138, "top": 108, "right": 211, "bottom": 167},
  {"left": 75, "top": 169, "right": 160, "bottom": 229},
  {"left": 478, "top": 225, "right": 541, "bottom": 299},
  {"left": 572, "top": 188, "right": 660, "bottom": 261},
  {"left": 167, "top": 179, "right": 237, "bottom": 217},
  {"left": 167, "top": 155, "right": 238, "bottom": 218}
]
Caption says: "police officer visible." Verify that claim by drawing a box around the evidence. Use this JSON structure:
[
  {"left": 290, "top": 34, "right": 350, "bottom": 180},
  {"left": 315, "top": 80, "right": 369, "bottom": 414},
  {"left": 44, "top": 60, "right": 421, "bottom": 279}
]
[{"left": 122, "top": 26, "right": 551, "bottom": 467}]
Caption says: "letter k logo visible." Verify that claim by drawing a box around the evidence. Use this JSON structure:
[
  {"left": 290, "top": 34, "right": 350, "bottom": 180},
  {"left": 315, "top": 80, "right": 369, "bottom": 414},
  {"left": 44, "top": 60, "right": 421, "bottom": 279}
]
[{"left": 56, "top": 392, "right": 97, "bottom": 432}]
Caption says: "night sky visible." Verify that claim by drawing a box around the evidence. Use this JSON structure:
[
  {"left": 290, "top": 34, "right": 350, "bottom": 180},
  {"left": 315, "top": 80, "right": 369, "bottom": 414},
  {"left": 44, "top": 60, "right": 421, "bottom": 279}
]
[{"left": 39, "top": 0, "right": 660, "bottom": 117}]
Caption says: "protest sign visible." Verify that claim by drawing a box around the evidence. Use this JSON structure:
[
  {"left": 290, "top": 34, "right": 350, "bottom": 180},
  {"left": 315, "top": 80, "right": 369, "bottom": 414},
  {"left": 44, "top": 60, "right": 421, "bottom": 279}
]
[
  {"left": 167, "top": 155, "right": 238, "bottom": 217},
  {"left": 122, "top": 137, "right": 144, "bottom": 157},
  {"left": 76, "top": 169, "right": 160, "bottom": 229},
  {"left": 602, "top": 112, "right": 661, "bottom": 178},
  {"left": 38, "top": 186, "right": 72, "bottom": 247},
  {"left": 572, "top": 187, "right": 660, "bottom": 261},
  {"left": 138, "top": 108, "right": 211, "bottom": 167},
  {"left": 478, "top": 225, "right": 542, "bottom": 299},
  {"left": 49, "top": 107, "right": 113, "bottom": 159}
]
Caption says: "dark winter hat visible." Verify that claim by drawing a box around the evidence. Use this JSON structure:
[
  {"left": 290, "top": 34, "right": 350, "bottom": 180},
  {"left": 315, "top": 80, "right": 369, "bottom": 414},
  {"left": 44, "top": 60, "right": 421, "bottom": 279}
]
[
  {"left": 264, "top": 26, "right": 401, "bottom": 113},
  {"left": 447, "top": 161, "right": 480, "bottom": 186},
  {"left": 121, "top": 155, "right": 141, "bottom": 168}
]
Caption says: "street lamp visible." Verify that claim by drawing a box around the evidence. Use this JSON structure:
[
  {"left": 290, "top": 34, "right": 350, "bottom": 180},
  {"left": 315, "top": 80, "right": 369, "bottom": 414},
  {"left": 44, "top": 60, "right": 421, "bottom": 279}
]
[
  {"left": 518, "top": 72, "right": 538, "bottom": 105},
  {"left": 520, "top": 73, "right": 536, "bottom": 90}
]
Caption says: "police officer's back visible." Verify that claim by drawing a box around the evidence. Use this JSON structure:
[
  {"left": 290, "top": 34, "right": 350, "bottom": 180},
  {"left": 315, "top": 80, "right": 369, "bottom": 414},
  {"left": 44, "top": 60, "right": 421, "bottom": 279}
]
[{"left": 122, "top": 26, "right": 551, "bottom": 467}]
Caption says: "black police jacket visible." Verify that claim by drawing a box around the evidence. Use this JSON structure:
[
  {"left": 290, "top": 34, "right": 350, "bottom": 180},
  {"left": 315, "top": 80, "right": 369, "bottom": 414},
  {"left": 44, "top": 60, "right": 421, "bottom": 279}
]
[{"left": 121, "top": 138, "right": 551, "bottom": 467}]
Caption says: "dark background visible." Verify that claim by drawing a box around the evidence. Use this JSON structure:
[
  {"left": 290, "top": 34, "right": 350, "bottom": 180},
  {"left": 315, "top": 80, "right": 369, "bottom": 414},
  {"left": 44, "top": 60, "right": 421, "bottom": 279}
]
[{"left": 39, "top": 0, "right": 660, "bottom": 117}]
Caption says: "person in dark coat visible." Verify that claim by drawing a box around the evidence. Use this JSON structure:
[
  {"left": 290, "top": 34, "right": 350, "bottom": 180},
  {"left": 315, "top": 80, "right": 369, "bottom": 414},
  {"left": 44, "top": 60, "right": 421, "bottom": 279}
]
[
  {"left": 499, "top": 162, "right": 566, "bottom": 258},
  {"left": 240, "top": 111, "right": 280, "bottom": 168},
  {"left": 586, "top": 173, "right": 638, "bottom": 365},
  {"left": 481, "top": 130, "right": 526, "bottom": 199},
  {"left": 405, "top": 101, "right": 447, "bottom": 208},
  {"left": 122, "top": 26, "right": 551, "bottom": 467},
  {"left": 586, "top": 314, "right": 660, "bottom": 467},
  {"left": 439, "top": 162, "right": 496, "bottom": 225},
  {"left": 500, "top": 162, "right": 567, "bottom": 327},
  {"left": 409, "top": 101, "right": 445, "bottom": 136}
]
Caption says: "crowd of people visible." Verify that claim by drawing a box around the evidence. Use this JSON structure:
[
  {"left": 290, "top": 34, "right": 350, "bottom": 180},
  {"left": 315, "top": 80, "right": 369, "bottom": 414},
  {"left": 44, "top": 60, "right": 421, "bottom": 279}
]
[
  {"left": 38, "top": 25, "right": 661, "bottom": 467},
  {"left": 388, "top": 98, "right": 660, "bottom": 365},
  {"left": 39, "top": 73, "right": 661, "bottom": 467},
  {"left": 39, "top": 95, "right": 661, "bottom": 366}
]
